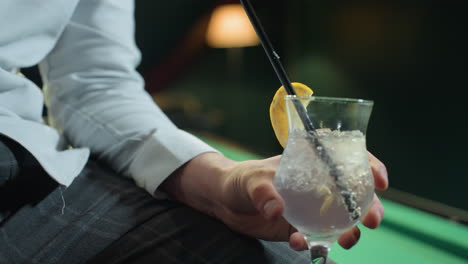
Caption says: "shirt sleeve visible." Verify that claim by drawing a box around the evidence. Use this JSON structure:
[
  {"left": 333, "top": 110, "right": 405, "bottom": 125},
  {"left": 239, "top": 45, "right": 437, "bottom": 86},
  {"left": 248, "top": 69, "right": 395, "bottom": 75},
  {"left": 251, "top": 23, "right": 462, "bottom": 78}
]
[{"left": 39, "top": 0, "right": 217, "bottom": 195}]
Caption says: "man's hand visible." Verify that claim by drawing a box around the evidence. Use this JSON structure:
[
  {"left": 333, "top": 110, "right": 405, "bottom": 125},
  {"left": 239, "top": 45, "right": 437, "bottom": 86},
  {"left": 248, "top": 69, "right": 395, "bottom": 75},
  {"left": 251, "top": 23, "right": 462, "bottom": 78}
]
[{"left": 161, "top": 151, "right": 388, "bottom": 250}]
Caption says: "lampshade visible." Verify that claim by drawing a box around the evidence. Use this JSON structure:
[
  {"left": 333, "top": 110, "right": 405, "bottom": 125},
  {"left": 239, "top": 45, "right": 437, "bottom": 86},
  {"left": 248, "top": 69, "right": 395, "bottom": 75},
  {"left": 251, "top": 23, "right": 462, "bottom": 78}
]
[{"left": 206, "top": 4, "right": 260, "bottom": 48}]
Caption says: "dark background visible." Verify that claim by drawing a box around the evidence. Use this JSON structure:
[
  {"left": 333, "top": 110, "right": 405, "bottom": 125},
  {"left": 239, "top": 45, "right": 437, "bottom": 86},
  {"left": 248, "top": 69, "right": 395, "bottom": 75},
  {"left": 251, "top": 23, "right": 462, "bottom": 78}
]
[
  {"left": 24, "top": 1, "right": 467, "bottom": 217},
  {"left": 134, "top": 1, "right": 468, "bottom": 214}
]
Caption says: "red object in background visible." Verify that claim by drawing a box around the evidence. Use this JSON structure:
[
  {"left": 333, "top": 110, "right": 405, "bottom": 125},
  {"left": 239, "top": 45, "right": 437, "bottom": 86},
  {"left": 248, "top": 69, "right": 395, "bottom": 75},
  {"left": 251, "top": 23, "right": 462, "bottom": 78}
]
[
  {"left": 143, "top": 0, "right": 230, "bottom": 94},
  {"left": 143, "top": 15, "right": 210, "bottom": 94}
]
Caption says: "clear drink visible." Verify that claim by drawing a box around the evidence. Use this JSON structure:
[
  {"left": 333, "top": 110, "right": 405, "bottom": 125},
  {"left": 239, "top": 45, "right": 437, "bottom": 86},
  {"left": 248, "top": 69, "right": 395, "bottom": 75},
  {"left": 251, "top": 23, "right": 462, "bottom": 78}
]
[
  {"left": 273, "top": 95, "right": 375, "bottom": 262},
  {"left": 276, "top": 129, "right": 374, "bottom": 245}
]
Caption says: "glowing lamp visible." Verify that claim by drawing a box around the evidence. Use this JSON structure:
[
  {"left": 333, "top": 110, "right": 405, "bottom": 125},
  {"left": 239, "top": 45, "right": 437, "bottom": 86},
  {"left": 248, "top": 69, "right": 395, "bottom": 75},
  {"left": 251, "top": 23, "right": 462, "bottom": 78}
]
[{"left": 206, "top": 4, "right": 260, "bottom": 48}]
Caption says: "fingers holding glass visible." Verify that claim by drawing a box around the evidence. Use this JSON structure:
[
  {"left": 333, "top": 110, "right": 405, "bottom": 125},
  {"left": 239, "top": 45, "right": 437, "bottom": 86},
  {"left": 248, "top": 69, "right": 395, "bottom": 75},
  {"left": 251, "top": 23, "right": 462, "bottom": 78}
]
[{"left": 368, "top": 152, "right": 389, "bottom": 190}]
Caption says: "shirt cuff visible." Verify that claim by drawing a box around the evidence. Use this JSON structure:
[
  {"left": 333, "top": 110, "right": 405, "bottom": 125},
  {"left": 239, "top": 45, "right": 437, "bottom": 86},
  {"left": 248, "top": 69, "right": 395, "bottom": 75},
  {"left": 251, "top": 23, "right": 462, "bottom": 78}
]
[{"left": 128, "top": 128, "right": 217, "bottom": 196}]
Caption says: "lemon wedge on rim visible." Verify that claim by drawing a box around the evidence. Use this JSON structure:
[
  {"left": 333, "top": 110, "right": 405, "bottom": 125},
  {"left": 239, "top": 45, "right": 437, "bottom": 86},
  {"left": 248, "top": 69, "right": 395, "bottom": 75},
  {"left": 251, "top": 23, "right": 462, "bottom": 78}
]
[{"left": 269, "top": 82, "right": 313, "bottom": 148}]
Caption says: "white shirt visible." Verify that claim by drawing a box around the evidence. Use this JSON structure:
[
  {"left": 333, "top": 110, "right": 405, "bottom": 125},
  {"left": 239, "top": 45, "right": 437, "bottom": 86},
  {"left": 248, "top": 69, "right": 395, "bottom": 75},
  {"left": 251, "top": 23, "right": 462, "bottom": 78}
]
[{"left": 0, "top": 0, "right": 216, "bottom": 195}]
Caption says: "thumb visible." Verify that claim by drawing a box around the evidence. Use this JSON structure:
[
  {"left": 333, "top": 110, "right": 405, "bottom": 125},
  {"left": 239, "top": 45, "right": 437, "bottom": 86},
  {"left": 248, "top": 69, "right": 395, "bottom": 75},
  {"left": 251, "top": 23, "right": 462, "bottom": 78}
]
[{"left": 249, "top": 179, "right": 285, "bottom": 220}]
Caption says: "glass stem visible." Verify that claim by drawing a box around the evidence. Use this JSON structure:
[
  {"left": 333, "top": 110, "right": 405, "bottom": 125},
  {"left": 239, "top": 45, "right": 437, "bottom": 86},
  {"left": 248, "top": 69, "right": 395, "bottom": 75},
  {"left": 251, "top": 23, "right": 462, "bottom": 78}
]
[{"left": 310, "top": 245, "right": 329, "bottom": 264}]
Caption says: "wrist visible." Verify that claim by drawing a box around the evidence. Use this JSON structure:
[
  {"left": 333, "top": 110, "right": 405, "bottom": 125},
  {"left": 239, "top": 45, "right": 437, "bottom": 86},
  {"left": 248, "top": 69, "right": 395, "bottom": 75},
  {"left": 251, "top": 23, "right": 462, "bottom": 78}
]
[{"left": 160, "top": 152, "right": 235, "bottom": 217}]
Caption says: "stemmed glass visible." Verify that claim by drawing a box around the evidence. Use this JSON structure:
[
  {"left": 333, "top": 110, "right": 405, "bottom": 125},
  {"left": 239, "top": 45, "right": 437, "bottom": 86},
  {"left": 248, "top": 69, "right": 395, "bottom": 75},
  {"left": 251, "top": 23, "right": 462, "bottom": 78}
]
[{"left": 274, "top": 95, "right": 375, "bottom": 263}]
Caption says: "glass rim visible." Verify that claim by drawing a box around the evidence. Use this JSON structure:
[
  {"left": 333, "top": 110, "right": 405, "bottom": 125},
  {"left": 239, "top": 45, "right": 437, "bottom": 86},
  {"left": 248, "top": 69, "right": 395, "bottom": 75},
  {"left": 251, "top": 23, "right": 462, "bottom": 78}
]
[{"left": 285, "top": 95, "right": 374, "bottom": 105}]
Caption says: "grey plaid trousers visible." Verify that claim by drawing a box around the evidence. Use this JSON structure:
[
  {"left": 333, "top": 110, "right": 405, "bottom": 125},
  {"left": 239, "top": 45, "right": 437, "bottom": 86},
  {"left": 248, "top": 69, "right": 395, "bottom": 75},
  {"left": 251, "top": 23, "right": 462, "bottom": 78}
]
[{"left": 0, "top": 136, "right": 312, "bottom": 264}]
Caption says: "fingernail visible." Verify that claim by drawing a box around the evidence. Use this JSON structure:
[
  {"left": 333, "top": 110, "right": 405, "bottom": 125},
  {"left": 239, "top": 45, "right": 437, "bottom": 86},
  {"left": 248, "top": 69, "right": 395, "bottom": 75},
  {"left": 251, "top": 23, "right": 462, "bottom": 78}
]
[
  {"left": 354, "top": 227, "right": 361, "bottom": 242},
  {"left": 263, "top": 200, "right": 279, "bottom": 218},
  {"left": 380, "top": 166, "right": 389, "bottom": 189},
  {"left": 348, "top": 228, "right": 361, "bottom": 249},
  {"left": 379, "top": 205, "right": 385, "bottom": 221}
]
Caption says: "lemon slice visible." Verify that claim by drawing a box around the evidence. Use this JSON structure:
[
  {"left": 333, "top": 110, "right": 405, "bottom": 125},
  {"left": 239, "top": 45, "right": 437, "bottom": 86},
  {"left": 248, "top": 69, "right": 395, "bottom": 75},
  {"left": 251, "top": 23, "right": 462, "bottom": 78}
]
[{"left": 269, "top": 82, "right": 313, "bottom": 148}]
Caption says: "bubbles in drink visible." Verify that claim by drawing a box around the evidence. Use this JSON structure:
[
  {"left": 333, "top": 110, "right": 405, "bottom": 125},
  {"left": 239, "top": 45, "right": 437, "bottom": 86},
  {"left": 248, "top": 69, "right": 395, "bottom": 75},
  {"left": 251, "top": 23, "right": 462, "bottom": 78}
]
[{"left": 275, "top": 129, "right": 374, "bottom": 238}]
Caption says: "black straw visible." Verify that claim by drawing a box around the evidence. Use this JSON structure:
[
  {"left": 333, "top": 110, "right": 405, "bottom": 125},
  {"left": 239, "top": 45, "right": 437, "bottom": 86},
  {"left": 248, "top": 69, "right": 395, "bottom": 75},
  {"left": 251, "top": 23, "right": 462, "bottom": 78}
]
[
  {"left": 240, "top": 0, "right": 316, "bottom": 133},
  {"left": 240, "top": 0, "right": 293, "bottom": 95},
  {"left": 240, "top": 0, "right": 361, "bottom": 221}
]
